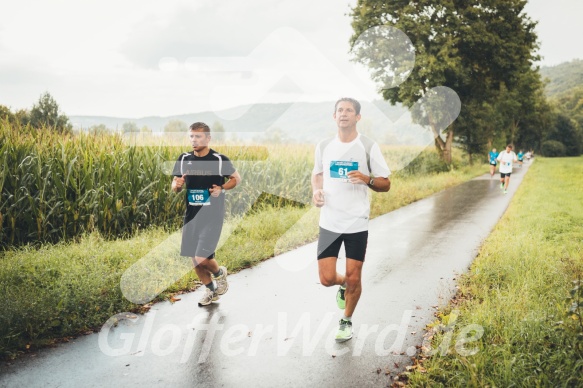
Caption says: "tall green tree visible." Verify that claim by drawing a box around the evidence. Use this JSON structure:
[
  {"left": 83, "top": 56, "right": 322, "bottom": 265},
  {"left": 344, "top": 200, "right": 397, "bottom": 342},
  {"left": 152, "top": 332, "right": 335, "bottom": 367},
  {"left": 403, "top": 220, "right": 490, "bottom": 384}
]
[
  {"left": 122, "top": 122, "right": 139, "bottom": 133},
  {"left": 0, "top": 105, "right": 20, "bottom": 127},
  {"left": 212, "top": 121, "right": 225, "bottom": 134},
  {"left": 13, "top": 109, "right": 30, "bottom": 126},
  {"left": 545, "top": 113, "right": 582, "bottom": 156},
  {"left": 88, "top": 124, "right": 110, "bottom": 135},
  {"left": 260, "top": 127, "right": 290, "bottom": 144},
  {"left": 211, "top": 120, "right": 226, "bottom": 141},
  {"left": 0, "top": 105, "right": 14, "bottom": 121},
  {"left": 351, "top": 0, "right": 542, "bottom": 163},
  {"left": 555, "top": 86, "right": 583, "bottom": 131},
  {"left": 163, "top": 119, "right": 188, "bottom": 133},
  {"left": 512, "top": 73, "right": 553, "bottom": 152},
  {"left": 29, "top": 92, "right": 72, "bottom": 134}
]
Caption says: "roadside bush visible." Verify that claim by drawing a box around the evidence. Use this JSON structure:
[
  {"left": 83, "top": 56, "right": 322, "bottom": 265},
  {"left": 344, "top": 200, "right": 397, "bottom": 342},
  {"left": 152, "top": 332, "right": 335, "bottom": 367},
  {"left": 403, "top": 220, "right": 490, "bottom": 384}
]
[
  {"left": 401, "top": 149, "right": 451, "bottom": 175},
  {"left": 541, "top": 140, "right": 567, "bottom": 157}
]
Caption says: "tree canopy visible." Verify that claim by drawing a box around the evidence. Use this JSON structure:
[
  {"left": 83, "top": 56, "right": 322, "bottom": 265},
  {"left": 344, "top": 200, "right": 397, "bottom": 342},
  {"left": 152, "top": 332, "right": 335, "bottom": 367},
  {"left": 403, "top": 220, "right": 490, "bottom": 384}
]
[
  {"left": 350, "top": 0, "right": 548, "bottom": 161},
  {"left": 29, "top": 92, "right": 72, "bottom": 134},
  {"left": 163, "top": 119, "right": 188, "bottom": 133},
  {"left": 539, "top": 63, "right": 583, "bottom": 155}
]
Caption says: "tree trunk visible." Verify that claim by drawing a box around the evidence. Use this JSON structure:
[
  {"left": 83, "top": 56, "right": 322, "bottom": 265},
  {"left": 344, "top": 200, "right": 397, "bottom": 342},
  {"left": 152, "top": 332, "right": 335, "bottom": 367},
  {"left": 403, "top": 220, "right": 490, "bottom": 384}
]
[
  {"left": 433, "top": 127, "right": 453, "bottom": 165},
  {"left": 510, "top": 119, "right": 519, "bottom": 145},
  {"left": 444, "top": 129, "right": 453, "bottom": 165},
  {"left": 434, "top": 135, "right": 445, "bottom": 159}
]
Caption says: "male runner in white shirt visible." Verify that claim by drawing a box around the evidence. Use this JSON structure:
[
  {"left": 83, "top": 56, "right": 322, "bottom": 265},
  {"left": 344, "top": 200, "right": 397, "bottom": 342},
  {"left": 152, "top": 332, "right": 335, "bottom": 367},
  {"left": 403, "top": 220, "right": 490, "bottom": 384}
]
[
  {"left": 312, "top": 98, "right": 391, "bottom": 342},
  {"left": 496, "top": 144, "right": 518, "bottom": 194}
]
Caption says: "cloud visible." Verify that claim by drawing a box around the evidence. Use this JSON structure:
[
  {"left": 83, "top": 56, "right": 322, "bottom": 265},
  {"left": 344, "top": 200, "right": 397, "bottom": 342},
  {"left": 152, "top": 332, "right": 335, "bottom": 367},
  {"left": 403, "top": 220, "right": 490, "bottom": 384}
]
[
  {"left": 0, "top": 52, "right": 62, "bottom": 110},
  {"left": 525, "top": 0, "right": 583, "bottom": 65},
  {"left": 120, "top": 0, "right": 354, "bottom": 69}
]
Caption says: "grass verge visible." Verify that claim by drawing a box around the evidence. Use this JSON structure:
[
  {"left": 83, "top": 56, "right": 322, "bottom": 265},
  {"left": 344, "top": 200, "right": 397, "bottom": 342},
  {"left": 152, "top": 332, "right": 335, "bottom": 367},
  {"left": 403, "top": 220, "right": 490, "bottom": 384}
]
[{"left": 405, "top": 157, "right": 583, "bottom": 387}]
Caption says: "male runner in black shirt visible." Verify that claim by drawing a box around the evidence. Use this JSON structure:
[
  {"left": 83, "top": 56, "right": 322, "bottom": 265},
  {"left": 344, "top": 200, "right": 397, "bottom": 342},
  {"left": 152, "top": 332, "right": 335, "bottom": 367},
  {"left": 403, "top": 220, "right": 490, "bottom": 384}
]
[{"left": 172, "top": 122, "right": 241, "bottom": 306}]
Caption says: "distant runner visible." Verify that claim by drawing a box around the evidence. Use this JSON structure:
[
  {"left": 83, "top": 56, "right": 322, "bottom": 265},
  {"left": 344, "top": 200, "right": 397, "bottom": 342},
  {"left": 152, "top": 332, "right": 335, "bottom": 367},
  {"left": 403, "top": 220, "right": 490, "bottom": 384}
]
[
  {"left": 496, "top": 144, "right": 518, "bottom": 194},
  {"left": 488, "top": 148, "right": 498, "bottom": 178},
  {"left": 517, "top": 150, "right": 524, "bottom": 168},
  {"left": 172, "top": 122, "right": 242, "bottom": 306},
  {"left": 312, "top": 98, "right": 391, "bottom": 342}
]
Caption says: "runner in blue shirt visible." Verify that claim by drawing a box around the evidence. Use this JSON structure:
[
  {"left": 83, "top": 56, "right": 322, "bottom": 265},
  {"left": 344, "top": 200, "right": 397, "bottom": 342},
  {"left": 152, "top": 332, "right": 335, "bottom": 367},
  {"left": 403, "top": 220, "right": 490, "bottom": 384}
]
[
  {"left": 488, "top": 148, "right": 498, "bottom": 178},
  {"left": 517, "top": 150, "right": 524, "bottom": 168}
]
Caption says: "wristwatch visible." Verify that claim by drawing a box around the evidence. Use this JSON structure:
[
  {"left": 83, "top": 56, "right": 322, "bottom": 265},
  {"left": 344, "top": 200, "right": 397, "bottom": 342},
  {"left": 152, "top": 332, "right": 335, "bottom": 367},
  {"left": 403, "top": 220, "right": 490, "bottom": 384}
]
[
  {"left": 368, "top": 177, "right": 375, "bottom": 186},
  {"left": 220, "top": 185, "right": 225, "bottom": 193}
]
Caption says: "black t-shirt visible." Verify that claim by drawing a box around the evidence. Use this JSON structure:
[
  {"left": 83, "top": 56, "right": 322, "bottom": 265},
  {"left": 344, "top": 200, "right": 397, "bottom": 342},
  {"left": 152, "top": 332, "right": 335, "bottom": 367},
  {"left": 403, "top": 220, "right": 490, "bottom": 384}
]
[{"left": 172, "top": 148, "right": 236, "bottom": 220}]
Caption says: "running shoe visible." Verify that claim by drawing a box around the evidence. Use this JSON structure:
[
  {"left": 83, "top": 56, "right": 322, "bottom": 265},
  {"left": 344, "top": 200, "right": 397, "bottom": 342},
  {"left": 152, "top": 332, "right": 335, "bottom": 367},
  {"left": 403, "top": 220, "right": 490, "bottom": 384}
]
[
  {"left": 198, "top": 287, "right": 219, "bottom": 306},
  {"left": 335, "top": 319, "right": 353, "bottom": 342},
  {"left": 336, "top": 285, "right": 346, "bottom": 309},
  {"left": 500, "top": 183, "right": 504, "bottom": 190},
  {"left": 214, "top": 266, "right": 229, "bottom": 295},
  {"left": 504, "top": 190, "right": 508, "bottom": 194}
]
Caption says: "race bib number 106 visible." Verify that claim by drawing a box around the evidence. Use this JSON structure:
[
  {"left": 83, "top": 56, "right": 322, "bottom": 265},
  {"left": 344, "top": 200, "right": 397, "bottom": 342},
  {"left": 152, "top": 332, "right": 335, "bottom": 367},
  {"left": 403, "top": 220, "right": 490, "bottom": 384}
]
[
  {"left": 330, "top": 161, "right": 358, "bottom": 182},
  {"left": 187, "top": 189, "right": 211, "bottom": 206}
]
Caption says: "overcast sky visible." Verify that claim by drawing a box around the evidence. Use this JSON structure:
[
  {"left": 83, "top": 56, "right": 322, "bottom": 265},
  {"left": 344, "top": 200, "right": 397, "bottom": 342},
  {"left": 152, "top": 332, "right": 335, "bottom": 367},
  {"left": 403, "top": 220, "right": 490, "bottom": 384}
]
[{"left": 0, "top": 0, "right": 581, "bottom": 118}]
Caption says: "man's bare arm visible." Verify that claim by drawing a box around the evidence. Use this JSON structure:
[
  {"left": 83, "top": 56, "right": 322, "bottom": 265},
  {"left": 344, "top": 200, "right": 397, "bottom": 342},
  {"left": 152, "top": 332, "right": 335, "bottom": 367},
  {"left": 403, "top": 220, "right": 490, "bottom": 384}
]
[{"left": 311, "top": 173, "right": 324, "bottom": 207}]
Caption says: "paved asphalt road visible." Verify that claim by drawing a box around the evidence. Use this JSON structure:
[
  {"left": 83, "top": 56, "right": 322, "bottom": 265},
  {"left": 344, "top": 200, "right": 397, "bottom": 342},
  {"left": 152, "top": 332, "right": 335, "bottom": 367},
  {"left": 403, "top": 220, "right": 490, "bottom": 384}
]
[{"left": 0, "top": 162, "right": 532, "bottom": 388}]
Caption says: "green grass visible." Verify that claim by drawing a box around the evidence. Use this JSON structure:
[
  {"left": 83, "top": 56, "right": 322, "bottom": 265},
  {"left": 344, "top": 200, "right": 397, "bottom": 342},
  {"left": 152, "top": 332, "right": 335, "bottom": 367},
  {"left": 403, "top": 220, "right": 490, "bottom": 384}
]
[
  {"left": 0, "top": 147, "right": 487, "bottom": 359},
  {"left": 406, "top": 157, "right": 583, "bottom": 387}
]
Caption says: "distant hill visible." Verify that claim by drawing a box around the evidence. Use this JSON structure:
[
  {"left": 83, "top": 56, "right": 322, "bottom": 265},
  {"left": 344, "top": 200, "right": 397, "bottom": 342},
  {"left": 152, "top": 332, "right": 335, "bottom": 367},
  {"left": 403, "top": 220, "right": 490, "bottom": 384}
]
[
  {"left": 70, "top": 101, "right": 409, "bottom": 144},
  {"left": 540, "top": 59, "right": 583, "bottom": 97}
]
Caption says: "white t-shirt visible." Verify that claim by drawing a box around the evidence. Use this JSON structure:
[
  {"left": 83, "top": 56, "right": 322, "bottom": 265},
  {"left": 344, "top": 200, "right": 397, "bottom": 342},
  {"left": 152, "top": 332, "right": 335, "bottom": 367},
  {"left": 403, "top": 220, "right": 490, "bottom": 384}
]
[
  {"left": 497, "top": 151, "right": 517, "bottom": 174},
  {"left": 312, "top": 134, "right": 391, "bottom": 234}
]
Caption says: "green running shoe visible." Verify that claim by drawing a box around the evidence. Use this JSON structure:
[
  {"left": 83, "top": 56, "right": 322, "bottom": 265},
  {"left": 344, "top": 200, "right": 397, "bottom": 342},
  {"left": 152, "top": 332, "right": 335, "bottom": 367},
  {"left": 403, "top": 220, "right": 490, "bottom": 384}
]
[
  {"left": 336, "top": 286, "right": 346, "bottom": 309},
  {"left": 335, "top": 319, "right": 353, "bottom": 342},
  {"left": 500, "top": 182, "right": 504, "bottom": 190}
]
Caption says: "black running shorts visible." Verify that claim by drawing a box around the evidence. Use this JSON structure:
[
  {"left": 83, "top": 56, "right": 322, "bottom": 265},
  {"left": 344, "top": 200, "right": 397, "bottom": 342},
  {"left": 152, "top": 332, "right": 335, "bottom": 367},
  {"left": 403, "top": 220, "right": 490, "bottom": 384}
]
[
  {"left": 317, "top": 227, "right": 368, "bottom": 262},
  {"left": 181, "top": 211, "right": 223, "bottom": 259}
]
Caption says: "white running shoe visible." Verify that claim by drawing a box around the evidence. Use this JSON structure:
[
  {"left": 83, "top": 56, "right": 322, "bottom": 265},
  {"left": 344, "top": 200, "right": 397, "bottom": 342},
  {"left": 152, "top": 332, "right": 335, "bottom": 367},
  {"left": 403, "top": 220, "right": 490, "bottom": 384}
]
[
  {"left": 214, "top": 266, "right": 229, "bottom": 296},
  {"left": 198, "top": 287, "right": 219, "bottom": 306}
]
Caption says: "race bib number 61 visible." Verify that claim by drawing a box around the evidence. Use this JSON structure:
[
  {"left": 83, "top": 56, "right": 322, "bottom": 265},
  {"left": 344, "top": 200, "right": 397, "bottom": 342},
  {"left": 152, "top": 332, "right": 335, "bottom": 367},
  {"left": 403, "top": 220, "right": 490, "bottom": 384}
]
[{"left": 330, "top": 161, "right": 358, "bottom": 182}]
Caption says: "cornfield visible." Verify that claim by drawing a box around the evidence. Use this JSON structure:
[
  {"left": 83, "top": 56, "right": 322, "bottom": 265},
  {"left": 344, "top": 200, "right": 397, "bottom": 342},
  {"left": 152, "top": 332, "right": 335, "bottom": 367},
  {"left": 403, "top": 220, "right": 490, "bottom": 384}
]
[{"left": 0, "top": 121, "right": 315, "bottom": 248}]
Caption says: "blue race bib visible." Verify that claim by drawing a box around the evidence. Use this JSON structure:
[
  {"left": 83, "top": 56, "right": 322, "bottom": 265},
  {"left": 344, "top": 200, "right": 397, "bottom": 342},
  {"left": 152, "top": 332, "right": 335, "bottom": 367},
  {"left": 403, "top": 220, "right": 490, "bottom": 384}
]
[
  {"left": 330, "top": 161, "right": 358, "bottom": 182},
  {"left": 187, "top": 189, "right": 211, "bottom": 206}
]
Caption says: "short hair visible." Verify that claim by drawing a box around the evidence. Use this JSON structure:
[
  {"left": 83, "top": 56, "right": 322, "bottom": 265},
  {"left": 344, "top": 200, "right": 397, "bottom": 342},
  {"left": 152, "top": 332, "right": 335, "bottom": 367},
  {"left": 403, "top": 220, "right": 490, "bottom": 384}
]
[
  {"left": 334, "top": 98, "right": 361, "bottom": 115},
  {"left": 506, "top": 144, "right": 513, "bottom": 149},
  {"left": 189, "top": 122, "right": 210, "bottom": 133}
]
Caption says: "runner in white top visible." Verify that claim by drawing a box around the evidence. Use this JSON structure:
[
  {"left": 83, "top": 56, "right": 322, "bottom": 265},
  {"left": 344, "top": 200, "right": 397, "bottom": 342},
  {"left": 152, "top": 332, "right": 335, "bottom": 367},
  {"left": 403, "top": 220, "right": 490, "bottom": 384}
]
[
  {"left": 496, "top": 144, "right": 518, "bottom": 194},
  {"left": 313, "top": 134, "right": 390, "bottom": 234},
  {"left": 311, "top": 98, "right": 391, "bottom": 342}
]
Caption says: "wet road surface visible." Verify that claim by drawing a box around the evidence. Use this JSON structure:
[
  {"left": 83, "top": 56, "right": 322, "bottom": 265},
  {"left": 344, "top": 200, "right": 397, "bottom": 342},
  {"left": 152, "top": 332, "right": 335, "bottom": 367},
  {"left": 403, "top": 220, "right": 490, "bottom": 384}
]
[{"left": 0, "top": 163, "right": 531, "bottom": 387}]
